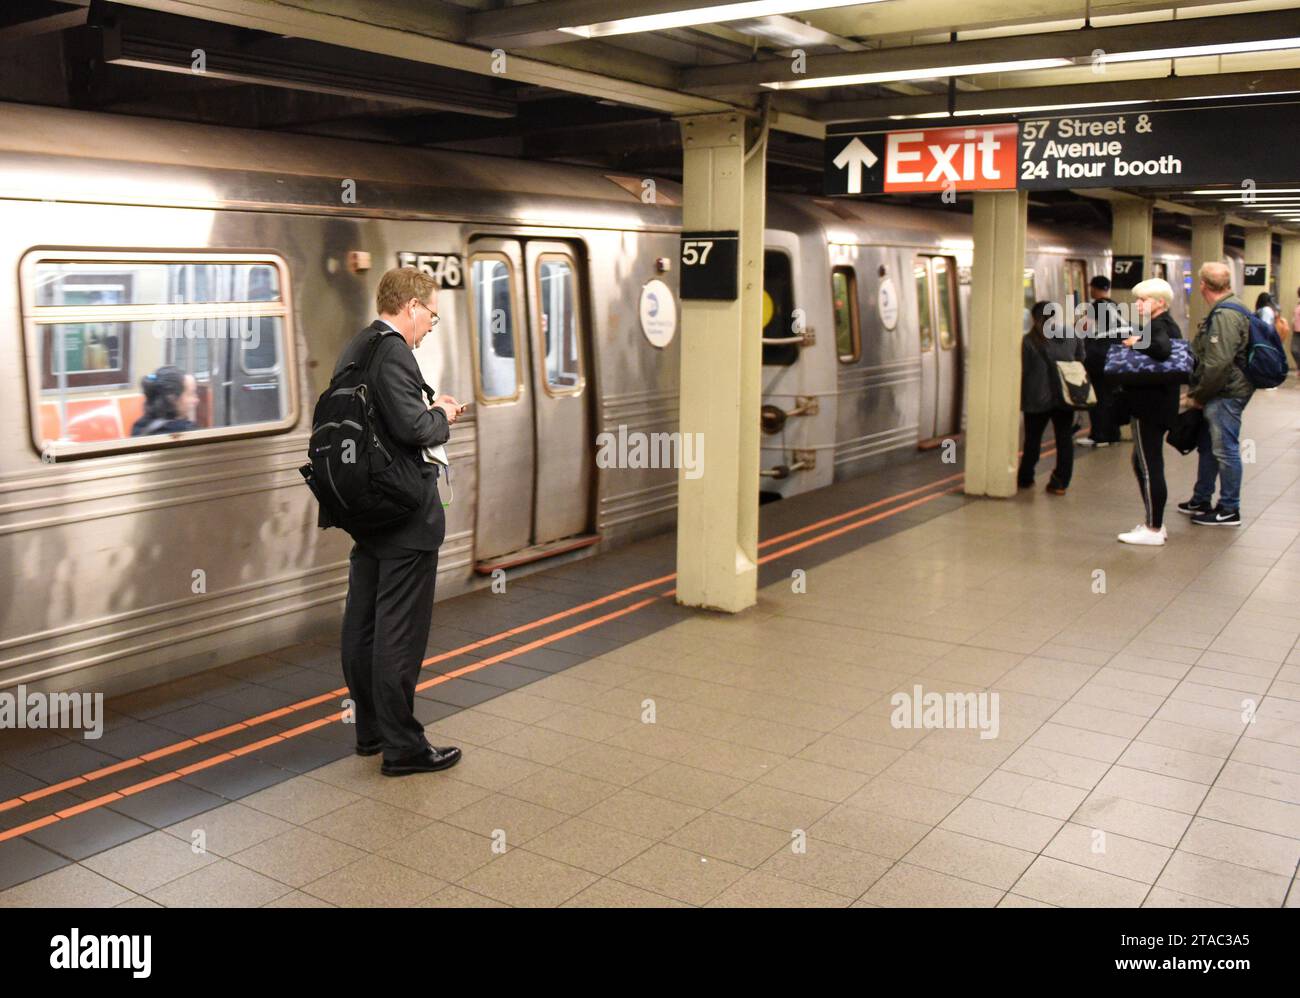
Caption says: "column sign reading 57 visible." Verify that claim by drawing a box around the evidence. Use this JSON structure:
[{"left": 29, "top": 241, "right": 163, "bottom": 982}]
[{"left": 679, "top": 230, "right": 739, "bottom": 301}]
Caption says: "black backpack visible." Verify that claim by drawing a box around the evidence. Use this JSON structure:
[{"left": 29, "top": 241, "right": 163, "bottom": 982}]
[{"left": 299, "top": 329, "right": 427, "bottom": 537}]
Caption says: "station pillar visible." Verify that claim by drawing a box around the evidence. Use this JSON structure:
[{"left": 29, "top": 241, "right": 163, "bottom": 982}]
[
  {"left": 1189, "top": 214, "right": 1225, "bottom": 331},
  {"left": 964, "top": 189, "right": 1028, "bottom": 498},
  {"left": 1280, "top": 235, "right": 1300, "bottom": 367},
  {"left": 1242, "top": 226, "right": 1272, "bottom": 311},
  {"left": 1110, "top": 198, "right": 1154, "bottom": 308},
  {"left": 673, "top": 111, "right": 764, "bottom": 613}
]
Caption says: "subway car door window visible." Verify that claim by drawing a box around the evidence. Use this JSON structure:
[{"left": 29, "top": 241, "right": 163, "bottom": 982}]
[{"left": 24, "top": 252, "right": 296, "bottom": 460}]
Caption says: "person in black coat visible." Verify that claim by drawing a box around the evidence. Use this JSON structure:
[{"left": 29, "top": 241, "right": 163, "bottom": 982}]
[
  {"left": 1078, "top": 275, "right": 1126, "bottom": 447},
  {"left": 1019, "top": 300, "right": 1085, "bottom": 494},
  {"left": 1115, "top": 278, "right": 1182, "bottom": 546},
  {"left": 334, "top": 267, "right": 467, "bottom": 777}
]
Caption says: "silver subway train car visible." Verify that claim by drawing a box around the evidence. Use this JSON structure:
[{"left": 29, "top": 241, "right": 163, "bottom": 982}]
[{"left": 0, "top": 103, "right": 1216, "bottom": 698}]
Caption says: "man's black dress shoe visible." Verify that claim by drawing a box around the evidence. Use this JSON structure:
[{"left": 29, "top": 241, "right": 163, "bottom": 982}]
[
  {"left": 380, "top": 745, "right": 462, "bottom": 777},
  {"left": 355, "top": 739, "right": 382, "bottom": 757}
]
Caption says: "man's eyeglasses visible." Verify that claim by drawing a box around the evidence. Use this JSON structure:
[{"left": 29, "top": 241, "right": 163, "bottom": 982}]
[{"left": 415, "top": 300, "right": 440, "bottom": 327}]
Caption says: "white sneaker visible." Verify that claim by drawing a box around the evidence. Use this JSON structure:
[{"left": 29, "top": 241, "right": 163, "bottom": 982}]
[{"left": 1118, "top": 524, "right": 1166, "bottom": 546}]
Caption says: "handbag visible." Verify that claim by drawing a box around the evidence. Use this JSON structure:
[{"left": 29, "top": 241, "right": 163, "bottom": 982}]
[
  {"left": 1165, "top": 406, "right": 1203, "bottom": 455},
  {"left": 1052, "top": 359, "right": 1096, "bottom": 410},
  {"left": 1103, "top": 339, "right": 1193, "bottom": 386}
]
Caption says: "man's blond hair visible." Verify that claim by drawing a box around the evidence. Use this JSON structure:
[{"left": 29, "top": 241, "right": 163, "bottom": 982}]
[
  {"left": 1198, "top": 261, "right": 1233, "bottom": 294},
  {"left": 376, "top": 267, "right": 436, "bottom": 316}
]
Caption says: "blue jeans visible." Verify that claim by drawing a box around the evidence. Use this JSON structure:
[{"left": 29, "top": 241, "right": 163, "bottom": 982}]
[{"left": 1192, "top": 397, "right": 1248, "bottom": 512}]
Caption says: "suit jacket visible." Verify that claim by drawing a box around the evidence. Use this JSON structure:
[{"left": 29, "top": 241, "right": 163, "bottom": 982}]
[{"left": 331, "top": 320, "right": 450, "bottom": 558}]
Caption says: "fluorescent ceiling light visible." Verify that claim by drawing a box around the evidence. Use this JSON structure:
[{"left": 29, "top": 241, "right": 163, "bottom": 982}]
[
  {"left": 558, "top": 0, "right": 884, "bottom": 38},
  {"left": 887, "top": 98, "right": 1149, "bottom": 120},
  {"left": 1188, "top": 188, "right": 1300, "bottom": 195},
  {"left": 765, "top": 57, "right": 1070, "bottom": 89},
  {"left": 1099, "top": 37, "right": 1300, "bottom": 64},
  {"left": 1216, "top": 196, "right": 1300, "bottom": 203}
]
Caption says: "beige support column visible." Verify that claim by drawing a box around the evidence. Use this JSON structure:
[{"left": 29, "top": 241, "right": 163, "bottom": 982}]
[
  {"left": 1110, "top": 198, "right": 1154, "bottom": 309},
  {"left": 1279, "top": 235, "right": 1300, "bottom": 367},
  {"left": 1189, "top": 214, "right": 1225, "bottom": 331},
  {"left": 965, "top": 189, "right": 1028, "bottom": 498},
  {"left": 1242, "top": 226, "right": 1272, "bottom": 309},
  {"left": 674, "top": 111, "right": 764, "bottom": 613}
]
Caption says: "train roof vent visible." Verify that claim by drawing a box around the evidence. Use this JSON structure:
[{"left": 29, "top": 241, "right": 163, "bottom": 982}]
[
  {"left": 812, "top": 197, "right": 862, "bottom": 221},
  {"left": 605, "top": 174, "right": 679, "bottom": 206}
]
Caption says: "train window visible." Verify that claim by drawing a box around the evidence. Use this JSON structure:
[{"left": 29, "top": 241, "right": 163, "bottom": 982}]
[
  {"left": 240, "top": 316, "right": 280, "bottom": 374},
  {"left": 914, "top": 260, "right": 933, "bottom": 353},
  {"left": 23, "top": 252, "right": 296, "bottom": 460},
  {"left": 831, "top": 266, "right": 860, "bottom": 364},
  {"left": 934, "top": 257, "right": 957, "bottom": 351},
  {"left": 469, "top": 254, "right": 521, "bottom": 402},
  {"left": 762, "top": 250, "right": 798, "bottom": 366},
  {"left": 536, "top": 254, "right": 583, "bottom": 396},
  {"left": 1153, "top": 261, "right": 1169, "bottom": 281}
]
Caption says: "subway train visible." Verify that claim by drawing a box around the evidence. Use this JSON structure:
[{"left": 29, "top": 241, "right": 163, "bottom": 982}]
[{"left": 0, "top": 102, "right": 1235, "bottom": 698}]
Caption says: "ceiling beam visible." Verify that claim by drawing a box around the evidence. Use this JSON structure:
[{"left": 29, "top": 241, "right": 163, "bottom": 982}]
[
  {"left": 106, "top": 0, "right": 736, "bottom": 118},
  {"left": 96, "top": 8, "right": 517, "bottom": 117},
  {"left": 681, "top": 8, "right": 1300, "bottom": 94},
  {"left": 817, "top": 68, "right": 1300, "bottom": 122},
  {"left": 0, "top": 0, "right": 89, "bottom": 40}
]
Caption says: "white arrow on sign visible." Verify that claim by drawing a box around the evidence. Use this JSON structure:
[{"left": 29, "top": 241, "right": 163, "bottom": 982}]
[{"left": 832, "top": 136, "right": 879, "bottom": 194}]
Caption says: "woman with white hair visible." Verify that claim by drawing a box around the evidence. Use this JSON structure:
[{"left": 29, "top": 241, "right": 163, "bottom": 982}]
[{"left": 1115, "top": 277, "right": 1183, "bottom": 545}]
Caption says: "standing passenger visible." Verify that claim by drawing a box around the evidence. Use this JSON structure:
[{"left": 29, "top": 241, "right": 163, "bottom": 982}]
[
  {"left": 1078, "top": 275, "right": 1124, "bottom": 448},
  {"left": 1291, "top": 287, "right": 1300, "bottom": 373},
  {"left": 1116, "top": 279, "right": 1182, "bottom": 546},
  {"left": 336, "top": 267, "right": 465, "bottom": 776},
  {"left": 1019, "top": 301, "right": 1083, "bottom": 495},
  {"left": 1254, "top": 291, "right": 1278, "bottom": 327},
  {"left": 1178, "top": 262, "right": 1254, "bottom": 527}
]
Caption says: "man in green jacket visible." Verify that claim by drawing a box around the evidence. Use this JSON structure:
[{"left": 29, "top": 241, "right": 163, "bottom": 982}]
[{"left": 1178, "top": 262, "right": 1253, "bottom": 527}]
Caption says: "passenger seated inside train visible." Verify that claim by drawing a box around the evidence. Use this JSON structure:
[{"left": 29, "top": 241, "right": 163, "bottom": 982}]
[{"left": 130, "top": 365, "right": 200, "bottom": 436}]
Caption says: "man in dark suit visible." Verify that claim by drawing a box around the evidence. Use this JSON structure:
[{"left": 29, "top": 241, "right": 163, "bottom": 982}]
[{"left": 336, "top": 267, "right": 465, "bottom": 777}]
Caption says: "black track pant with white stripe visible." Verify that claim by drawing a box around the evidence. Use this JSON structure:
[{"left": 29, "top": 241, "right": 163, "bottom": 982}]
[{"left": 1131, "top": 416, "right": 1168, "bottom": 530}]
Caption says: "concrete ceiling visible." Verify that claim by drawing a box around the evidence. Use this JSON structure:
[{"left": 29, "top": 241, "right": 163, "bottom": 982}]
[{"left": 2, "top": 0, "right": 1296, "bottom": 234}]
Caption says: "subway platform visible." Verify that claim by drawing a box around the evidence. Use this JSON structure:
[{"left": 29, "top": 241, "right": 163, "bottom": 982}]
[{"left": 2, "top": 389, "right": 1299, "bottom": 908}]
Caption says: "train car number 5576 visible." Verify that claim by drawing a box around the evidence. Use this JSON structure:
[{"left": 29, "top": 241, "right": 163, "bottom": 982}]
[{"left": 396, "top": 251, "right": 463, "bottom": 288}]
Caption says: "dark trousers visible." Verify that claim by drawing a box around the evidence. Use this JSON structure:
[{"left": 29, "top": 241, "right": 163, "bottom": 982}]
[
  {"left": 1087, "top": 372, "right": 1124, "bottom": 443},
  {"left": 1019, "top": 409, "right": 1075, "bottom": 488},
  {"left": 341, "top": 545, "right": 437, "bottom": 761},
  {"left": 1130, "top": 416, "right": 1167, "bottom": 529}
]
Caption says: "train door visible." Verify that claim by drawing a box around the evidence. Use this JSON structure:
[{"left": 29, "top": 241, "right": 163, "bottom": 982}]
[
  {"left": 914, "top": 255, "right": 961, "bottom": 442},
  {"left": 524, "top": 241, "right": 592, "bottom": 543},
  {"left": 467, "top": 236, "right": 593, "bottom": 571}
]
